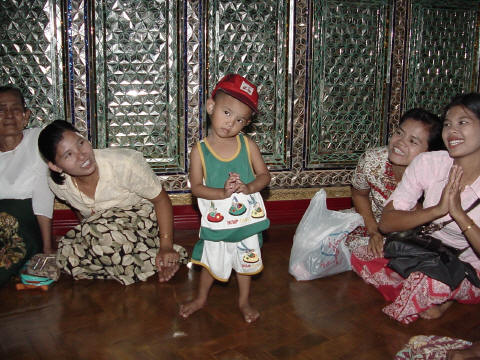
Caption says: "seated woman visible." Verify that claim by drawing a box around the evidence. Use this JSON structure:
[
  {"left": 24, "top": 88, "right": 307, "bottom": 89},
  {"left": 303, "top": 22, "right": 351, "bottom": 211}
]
[
  {"left": 377, "top": 93, "right": 480, "bottom": 323},
  {"left": 38, "top": 120, "right": 187, "bottom": 285},
  {"left": 347, "top": 109, "right": 443, "bottom": 252},
  {"left": 348, "top": 108, "right": 444, "bottom": 302},
  {"left": 0, "top": 85, "right": 54, "bottom": 286}
]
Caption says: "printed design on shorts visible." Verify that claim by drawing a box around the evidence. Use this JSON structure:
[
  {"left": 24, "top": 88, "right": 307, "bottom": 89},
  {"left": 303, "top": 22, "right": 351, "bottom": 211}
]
[
  {"left": 238, "top": 241, "right": 259, "bottom": 263},
  {"left": 206, "top": 201, "right": 224, "bottom": 223},
  {"left": 229, "top": 196, "right": 246, "bottom": 216},
  {"left": 248, "top": 195, "right": 265, "bottom": 218}
]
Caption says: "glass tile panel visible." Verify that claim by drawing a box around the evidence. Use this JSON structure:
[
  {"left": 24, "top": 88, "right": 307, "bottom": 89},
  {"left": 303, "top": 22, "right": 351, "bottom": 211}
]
[
  {"left": 307, "top": 0, "right": 392, "bottom": 168},
  {"left": 94, "top": 0, "right": 183, "bottom": 173}
]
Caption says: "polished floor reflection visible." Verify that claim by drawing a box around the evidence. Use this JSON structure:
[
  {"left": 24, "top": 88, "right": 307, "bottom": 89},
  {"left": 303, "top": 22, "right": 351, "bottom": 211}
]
[{"left": 1, "top": 224, "right": 479, "bottom": 359}]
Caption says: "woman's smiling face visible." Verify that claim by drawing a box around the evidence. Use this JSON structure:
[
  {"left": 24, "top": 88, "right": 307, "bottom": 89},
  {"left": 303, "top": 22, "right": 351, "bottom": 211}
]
[
  {"left": 48, "top": 130, "right": 97, "bottom": 177},
  {"left": 388, "top": 118, "right": 430, "bottom": 166},
  {"left": 442, "top": 105, "right": 480, "bottom": 160}
]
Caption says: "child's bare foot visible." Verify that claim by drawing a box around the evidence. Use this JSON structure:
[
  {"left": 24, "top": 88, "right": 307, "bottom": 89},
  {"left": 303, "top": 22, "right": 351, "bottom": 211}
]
[
  {"left": 239, "top": 303, "right": 260, "bottom": 323},
  {"left": 419, "top": 301, "right": 453, "bottom": 320},
  {"left": 179, "top": 298, "right": 206, "bottom": 319}
]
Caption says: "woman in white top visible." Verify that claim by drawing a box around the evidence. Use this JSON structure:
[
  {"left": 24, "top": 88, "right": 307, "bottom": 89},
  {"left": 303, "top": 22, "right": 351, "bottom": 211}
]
[
  {"left": 0, "top": 85, "right": 54, "bottom": 286},
  {"left": 38, "top": 120, "right": 187, "bottom": 285}
]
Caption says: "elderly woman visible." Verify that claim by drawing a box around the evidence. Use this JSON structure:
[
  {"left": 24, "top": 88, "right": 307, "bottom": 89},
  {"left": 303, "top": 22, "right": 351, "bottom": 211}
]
[
  {"left": 0, "top": 85, "right": 54, "bottom": 286},
  {"left": 38, "top": 120, "right": 187, "bottom": 285}
]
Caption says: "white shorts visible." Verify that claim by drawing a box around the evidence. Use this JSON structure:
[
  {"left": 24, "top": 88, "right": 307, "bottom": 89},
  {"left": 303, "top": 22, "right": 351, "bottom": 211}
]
[{"left": 193, "top": 234, "right": 263, "bottom": 281}]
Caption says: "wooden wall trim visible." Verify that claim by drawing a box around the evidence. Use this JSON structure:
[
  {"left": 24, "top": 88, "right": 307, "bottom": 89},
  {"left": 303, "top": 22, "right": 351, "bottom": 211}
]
[{"left": 52, "top": 195, "right": 352, "bottom": 236}]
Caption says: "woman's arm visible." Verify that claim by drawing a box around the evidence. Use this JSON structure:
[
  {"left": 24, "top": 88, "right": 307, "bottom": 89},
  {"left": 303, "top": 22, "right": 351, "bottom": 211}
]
[
  {"left": 379, "top": 165, "right": 462, "bottom": 234},
  {"left": 454, "top": 213, "right": 480, "bottom": 255},
  {"left": 352, "top": 187, "right": 378, "bottom": 235},
  {"left": 379, "top": 201, "right": 444, "bottom": 233},
  {"left": 150, "top": 189, "right": 179, "bottom": 282},
  {"left": 351, "top": 187, "right": 383, "bottom": 257},
  {"left": 32, "top": 158, "right": 55, "bottom": 253},
  {"left": 36, "top": 215, "right": 53, "bottom": 254},
  {"left": 445, "top": 165, "right": 480, "bottom": 255}
]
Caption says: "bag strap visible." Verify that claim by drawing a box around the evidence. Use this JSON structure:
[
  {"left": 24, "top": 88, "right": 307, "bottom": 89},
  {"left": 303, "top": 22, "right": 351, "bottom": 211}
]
[
  {"left": 446, "top": 196, "right": 480, "bottom": 253},
  {"left": 421, "top": 198, "right": 480, "bottom": 236},
  {"left": 440, "top": 198, "right": 480, "bottom": 227}
]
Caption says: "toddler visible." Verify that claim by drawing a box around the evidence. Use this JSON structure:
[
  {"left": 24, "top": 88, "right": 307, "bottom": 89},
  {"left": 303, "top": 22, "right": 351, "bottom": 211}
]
[{"left": 180, "top": 74, "right": 271, "bottom": 323}]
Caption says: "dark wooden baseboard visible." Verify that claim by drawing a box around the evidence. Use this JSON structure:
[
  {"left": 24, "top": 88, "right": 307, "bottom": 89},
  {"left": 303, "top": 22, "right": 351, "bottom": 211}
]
[{"left": 52, "top": 197, "right": 352, "bottom": 236}]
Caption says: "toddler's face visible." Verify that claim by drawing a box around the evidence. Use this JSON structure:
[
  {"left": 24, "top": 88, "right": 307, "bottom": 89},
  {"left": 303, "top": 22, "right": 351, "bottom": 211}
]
[{"left": 207, "top": 92, "right": 252, "bottom": 138}]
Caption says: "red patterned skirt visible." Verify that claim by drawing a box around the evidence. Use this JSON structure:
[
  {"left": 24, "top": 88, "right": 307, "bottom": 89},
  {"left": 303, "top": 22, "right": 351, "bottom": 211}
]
[{"left": 351, "top": 243, "right": 480, "bottom": 324}]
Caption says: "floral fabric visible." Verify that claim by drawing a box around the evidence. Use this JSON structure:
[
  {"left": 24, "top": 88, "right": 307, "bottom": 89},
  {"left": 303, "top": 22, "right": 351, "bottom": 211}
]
[
  {"left": 395, "top": 335, "right": 472, "bottom": 359},
  {"left": 351, "top": 146, "right": 396, "bottom": 221},
  {"left": 0, "top": 199, "right": 42, "bottom": 286},
  {"left": 0, "top": 212, "right": 26, "bottom": 272}
]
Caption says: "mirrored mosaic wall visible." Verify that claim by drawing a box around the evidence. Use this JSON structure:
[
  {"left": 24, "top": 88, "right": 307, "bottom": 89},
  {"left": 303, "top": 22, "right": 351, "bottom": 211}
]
[
  {"left": 1, "top": 0, "right": 479, "bottom": 193},
  {"left": 0, "top": 0, "right": 63, "bottom": 127}
]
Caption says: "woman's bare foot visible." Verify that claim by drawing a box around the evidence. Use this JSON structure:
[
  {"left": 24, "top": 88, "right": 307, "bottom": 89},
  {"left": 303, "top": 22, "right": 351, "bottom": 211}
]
[
  {"left": 239, "top": 303, "right": 260, "bottom": 323},
  {"left": 179, "top": 298, "right": 206, "bottom": 319},
  {"left": 419, "top": 301, "right": 453, "bottom": 320}
]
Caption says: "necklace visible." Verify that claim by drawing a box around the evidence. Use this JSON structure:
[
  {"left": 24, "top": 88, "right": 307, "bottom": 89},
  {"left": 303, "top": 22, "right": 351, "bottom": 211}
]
[{"left": 72, "top": 177, "right": 95, "bottom": 215}]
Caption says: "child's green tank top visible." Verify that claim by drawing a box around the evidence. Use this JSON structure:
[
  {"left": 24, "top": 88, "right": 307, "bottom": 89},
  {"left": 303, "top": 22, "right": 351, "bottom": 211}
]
[
  {"left": 195, "top": 133, "right": 269, "bottom": 243},
  {"left": 198, "top": 134, "right": 255, "bottom": 188}
]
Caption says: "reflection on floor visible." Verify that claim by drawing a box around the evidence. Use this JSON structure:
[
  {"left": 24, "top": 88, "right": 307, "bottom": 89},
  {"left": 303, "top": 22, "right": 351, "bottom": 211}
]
[{"left": 1, "top": 224, "right": 479, "bottom": 359}]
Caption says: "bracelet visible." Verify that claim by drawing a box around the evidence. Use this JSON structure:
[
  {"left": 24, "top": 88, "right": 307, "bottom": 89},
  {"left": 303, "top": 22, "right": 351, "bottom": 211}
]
[
  {"left": 159, "top": 233, "right": 171, "bottom": 239},
  {"left": 461, "top": 222, "right": 475, "bottom": 234}
]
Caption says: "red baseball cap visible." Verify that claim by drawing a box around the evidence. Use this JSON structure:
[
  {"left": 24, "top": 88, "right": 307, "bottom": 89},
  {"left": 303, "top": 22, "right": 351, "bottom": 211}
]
[{"left": 211, "top": 74, "right": 258, "bottom": 113}]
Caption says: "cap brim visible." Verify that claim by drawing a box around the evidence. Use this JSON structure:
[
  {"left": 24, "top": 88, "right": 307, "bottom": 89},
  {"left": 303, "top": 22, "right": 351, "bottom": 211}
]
[{"left": 216, "top": 89, "right": 258, "bottom": 113}]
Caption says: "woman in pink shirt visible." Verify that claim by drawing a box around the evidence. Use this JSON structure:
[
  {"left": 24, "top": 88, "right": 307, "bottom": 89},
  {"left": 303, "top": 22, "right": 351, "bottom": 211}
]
[{"left": 359, "top": 93, "right": 480, "bottom": 324}]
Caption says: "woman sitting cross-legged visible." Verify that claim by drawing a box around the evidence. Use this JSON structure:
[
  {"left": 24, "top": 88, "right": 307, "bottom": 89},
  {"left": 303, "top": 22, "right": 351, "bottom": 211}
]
[
  {"left": 360, "top": 93, "right": 480, "bottom": 324},
  {"left": 38, "top": 120, "right": 187, "bottom": 285},
  {"left": 0, "top": 85, "right": 54, "bottom": 286}
]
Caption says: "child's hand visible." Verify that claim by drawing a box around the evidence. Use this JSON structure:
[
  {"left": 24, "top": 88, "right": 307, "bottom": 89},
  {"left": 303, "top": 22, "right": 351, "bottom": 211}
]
[
  {"left": 224, "top": 172, "right": 240, "bottom": 198},
  {"left": 235, "top": 179, "right": 250, "bottom": 194},
  {"left": 228, "top": 172, "right": 250, "bottom": 194},
  {"left": 155, "top": 248, "right": 180, "bottom": 282}
]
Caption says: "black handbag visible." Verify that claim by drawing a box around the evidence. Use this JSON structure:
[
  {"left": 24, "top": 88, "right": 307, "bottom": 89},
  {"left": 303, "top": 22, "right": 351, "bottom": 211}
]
[{"left": 383, "top": 199, "right": 480, "bottom": 290}]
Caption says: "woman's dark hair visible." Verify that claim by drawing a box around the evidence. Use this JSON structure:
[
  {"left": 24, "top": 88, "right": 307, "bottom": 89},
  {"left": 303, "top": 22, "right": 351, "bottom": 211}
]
[
  {"left": 0, "top": 85, "right": 26, "bottom": 109},
  {"left": 38, "top": 120, "right": 80, "bottom": 185},
  {"left": 444, "top": 92, "right": 480, "bottom": 123},
  {"left": 399, "top": 108, "right": 445, "bottom": 151}
]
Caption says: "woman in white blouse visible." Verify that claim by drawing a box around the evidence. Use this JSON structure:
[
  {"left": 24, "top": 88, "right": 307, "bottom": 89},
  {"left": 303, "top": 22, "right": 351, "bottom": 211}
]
[{"left": 0, "top": 86, "right": 54, "bottom": 286}]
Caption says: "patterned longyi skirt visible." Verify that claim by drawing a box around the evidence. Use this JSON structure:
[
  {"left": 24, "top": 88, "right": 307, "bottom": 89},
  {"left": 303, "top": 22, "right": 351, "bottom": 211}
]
[{"left": 56, "top": 202, "right": 188, "bottom": 285}]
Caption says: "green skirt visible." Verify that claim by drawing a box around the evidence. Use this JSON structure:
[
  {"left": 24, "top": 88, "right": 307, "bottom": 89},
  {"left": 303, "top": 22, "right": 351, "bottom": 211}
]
[{"left": 0, "top": 199, "right": 42, "bottom": 286}]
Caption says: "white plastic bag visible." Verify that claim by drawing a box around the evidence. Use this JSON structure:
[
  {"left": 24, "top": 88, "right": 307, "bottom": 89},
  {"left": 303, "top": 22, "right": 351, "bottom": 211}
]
[{"left": 289, "top": 189, "right": 364, "bottom": 280}]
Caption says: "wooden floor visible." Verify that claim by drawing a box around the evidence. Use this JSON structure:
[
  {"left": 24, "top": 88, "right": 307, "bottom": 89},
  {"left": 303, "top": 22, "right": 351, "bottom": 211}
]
[{"left": 1, "top": 224, "right": 479, "bottom": 360}]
